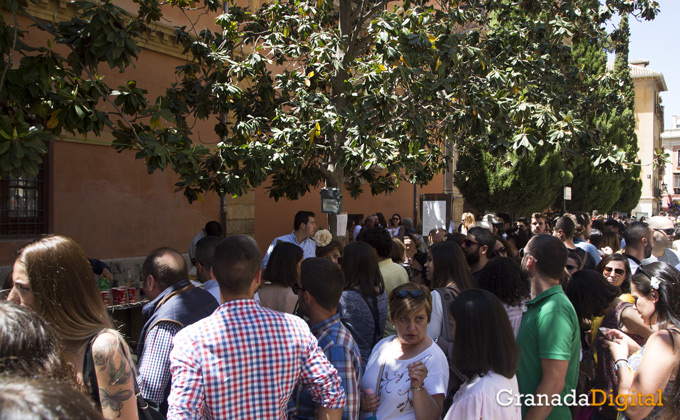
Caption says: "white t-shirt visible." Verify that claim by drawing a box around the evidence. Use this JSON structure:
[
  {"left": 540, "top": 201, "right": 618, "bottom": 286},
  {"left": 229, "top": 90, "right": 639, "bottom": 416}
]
[
  {"left": 360, "top": 336, "right": 449, "bottom": 420},
  {"left": 444, "top": 371, "right": 521, "bottom": 420}
]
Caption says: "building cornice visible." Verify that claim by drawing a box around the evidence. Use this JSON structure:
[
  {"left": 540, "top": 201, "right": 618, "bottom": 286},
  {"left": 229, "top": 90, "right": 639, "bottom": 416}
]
[{"left": 24, "top": 0, "right": 189, "bottom": 59}]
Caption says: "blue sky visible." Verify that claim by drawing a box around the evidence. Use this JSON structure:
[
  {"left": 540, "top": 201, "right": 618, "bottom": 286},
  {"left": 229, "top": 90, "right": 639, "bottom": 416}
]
[{"left": 625, "top": 0, "right": 679, "bottom": 128}]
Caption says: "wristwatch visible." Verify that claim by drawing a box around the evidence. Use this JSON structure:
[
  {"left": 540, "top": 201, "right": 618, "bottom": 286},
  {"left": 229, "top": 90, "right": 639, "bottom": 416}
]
[{"left": 410, "top": 385, "right": 424, "bottom": 392}]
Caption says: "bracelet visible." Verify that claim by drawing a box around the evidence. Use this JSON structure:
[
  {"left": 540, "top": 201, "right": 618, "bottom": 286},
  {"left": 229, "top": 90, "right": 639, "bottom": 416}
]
[
  {"left": 410, "top": 385, "right": 424, "bottom": 392},
  {"left": 613, "top": 360, "right": 630, "bottom": 373},
  {"left": 614, "top": 358, "right": 628, "bottom": 365}
]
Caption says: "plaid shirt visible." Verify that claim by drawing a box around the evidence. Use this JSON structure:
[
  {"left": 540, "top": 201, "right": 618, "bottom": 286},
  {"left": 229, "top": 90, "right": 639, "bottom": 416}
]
[
  {"left": 287, "top": 313, "right": 361, "bottom": 420},
  {"left": 167, "top": 299, "right": 345, "bottom": 419},
  {"left": 137, "top": 321, "right": 182, "bottom": 404}
]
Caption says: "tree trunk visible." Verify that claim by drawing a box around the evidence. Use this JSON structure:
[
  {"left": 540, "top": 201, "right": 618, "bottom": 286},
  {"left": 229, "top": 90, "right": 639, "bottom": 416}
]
[{"left": 324, "top": 165, "right": 345, "bottom": 238}]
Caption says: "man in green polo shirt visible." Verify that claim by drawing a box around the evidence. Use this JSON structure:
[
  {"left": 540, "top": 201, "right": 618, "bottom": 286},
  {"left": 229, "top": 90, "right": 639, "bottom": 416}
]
[{"left": 517, "top": 234, "right": 580, "bottom": 420}]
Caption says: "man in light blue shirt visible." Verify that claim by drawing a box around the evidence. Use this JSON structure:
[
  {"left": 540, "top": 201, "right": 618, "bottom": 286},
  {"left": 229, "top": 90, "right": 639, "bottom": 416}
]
[
  {"left": 573, "top": 211, "right": 601, "bottom": 266},
  {"left": 262, "top": 210, "right": 318, "bottom": 269}
]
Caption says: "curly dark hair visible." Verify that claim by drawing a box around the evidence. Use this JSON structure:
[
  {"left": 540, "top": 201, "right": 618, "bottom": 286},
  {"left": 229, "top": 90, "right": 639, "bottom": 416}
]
[{"left": 476, "top": 257, "right": 530, "bottom": 307}]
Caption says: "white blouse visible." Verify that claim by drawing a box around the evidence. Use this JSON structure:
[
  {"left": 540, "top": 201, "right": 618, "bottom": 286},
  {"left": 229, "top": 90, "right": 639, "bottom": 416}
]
[{"left": 444, "top": 371, "right": 521, "bottom": 420}]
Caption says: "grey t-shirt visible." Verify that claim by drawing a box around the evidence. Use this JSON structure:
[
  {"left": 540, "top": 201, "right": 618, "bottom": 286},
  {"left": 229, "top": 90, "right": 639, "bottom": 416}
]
[
  {"left": 338, "top": 289, "right": 387, "bottom": 373},
  {"left": 642, "top": 248, "right": 680, "bottom": 267}
]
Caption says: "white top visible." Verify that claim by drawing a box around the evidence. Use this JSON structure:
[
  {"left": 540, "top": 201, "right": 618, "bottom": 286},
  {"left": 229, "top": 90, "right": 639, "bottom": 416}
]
[
  {"left": 426, "top": 290, "right": 445, "bottom": 340},
  {"left": 444, "top": 371, "right": 521, "bottom": 420},
  {"left": 360, "top": 336, "right": 449, "bottom": 420},
  {"left": 503, "top": 303, "right": 525, "bottom": 338}
]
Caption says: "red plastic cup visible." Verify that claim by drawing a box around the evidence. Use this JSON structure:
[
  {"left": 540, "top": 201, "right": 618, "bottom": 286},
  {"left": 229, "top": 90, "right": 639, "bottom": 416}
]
[
  {"left": 101, "top": 290, "right": 110, "bottom": 306},
  {"left": 112, "top": 287, "right": 127, "bottom": 305},
  {"left": 127, "top": 287, "right": 137, "bottom": 302}
]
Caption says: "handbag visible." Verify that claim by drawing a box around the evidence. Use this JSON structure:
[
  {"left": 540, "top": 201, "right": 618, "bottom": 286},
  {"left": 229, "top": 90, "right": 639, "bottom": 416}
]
[{"left": 135, "top": 382, "right": 165, "bottom": 420}]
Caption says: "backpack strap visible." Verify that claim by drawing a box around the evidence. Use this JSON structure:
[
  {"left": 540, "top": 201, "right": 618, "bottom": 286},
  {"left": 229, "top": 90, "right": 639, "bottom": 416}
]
[{"left": 83, "top": 338, "right": 101, "bottom": 409}]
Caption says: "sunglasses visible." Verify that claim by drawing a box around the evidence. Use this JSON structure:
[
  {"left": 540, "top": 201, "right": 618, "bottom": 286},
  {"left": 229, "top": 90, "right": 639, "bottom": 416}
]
[
  {"left": 292, "top": 284, "right": 306, "bottom": 295},
  {"left": 463, "top": 239, "right": 478, "bottom": 247},
  {"left": 566, "top": 264, "right": 577, "bottom": 272},
  {"left": 603, "top": 266, "right": 625, "bottom": 276},
  {"left": 655, "top": 228, "right": 675, "bottom": 236},
  {"left": 393, "top": 290, "right": 426, "bottom": 299},
  {"left": 392, "top": 217, "right": 400, "bottom": 221},
  {"left": 492, "top": 247, "right": 507, "bottom": 257}
]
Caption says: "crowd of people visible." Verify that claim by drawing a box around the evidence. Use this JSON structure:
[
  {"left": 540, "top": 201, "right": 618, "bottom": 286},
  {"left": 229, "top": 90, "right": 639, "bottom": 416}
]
[{"left": 2, "top": 209, "right": 680, "bottom": 420}]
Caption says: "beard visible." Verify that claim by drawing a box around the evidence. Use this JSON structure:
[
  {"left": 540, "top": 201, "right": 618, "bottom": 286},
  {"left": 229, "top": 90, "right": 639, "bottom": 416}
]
[
  {"left": 644, "top": 243, "right": 653, "bottom": 259},
  {"left": 466, "top": 249, "right": 480, "bottom": 266}
]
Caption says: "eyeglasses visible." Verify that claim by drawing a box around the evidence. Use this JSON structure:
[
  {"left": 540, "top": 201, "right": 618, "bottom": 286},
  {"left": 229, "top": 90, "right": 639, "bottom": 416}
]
[
  {"left": 566, "top": 264, "right": 577, "bottom": 272},
  {"left": 393, "top": 289, "right": 426, "bottom": 299},
  {"left": 292, "top": 284, "right": 306, "bottom": 295},
  {"left": 654, "top": 228, "right": 675, "bottom": 236},
  {"left": 463, "top": 239, "right": 478, "bottom": 247},
  {"left": 603, "top": 266, "right": 625, "bottom": 276}
]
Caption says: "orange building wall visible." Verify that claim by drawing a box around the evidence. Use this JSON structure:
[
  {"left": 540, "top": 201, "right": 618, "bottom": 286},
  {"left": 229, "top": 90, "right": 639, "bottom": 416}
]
[
  {"left": 254, "top": 175, "right": 445, "bottom": 255},
  {"left": 51, "top": 141, "right": 221, "bottom": 260}
]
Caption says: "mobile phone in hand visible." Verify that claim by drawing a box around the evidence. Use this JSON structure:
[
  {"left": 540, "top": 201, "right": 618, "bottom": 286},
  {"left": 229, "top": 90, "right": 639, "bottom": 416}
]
[{"left": 599, "top": 327, "right": 615, "bottom": 340}]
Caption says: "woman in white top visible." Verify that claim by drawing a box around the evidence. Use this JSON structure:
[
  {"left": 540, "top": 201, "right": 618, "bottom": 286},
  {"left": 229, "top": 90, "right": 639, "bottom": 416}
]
[
  {"left": 444, "top": 289, "right": 521, "bottom": 420},
  {"left": 360, "top": 283, "right": 449, "bottom": 420},
  {"left": 424, "top": 241, "right": 475, "bottom": 340}
]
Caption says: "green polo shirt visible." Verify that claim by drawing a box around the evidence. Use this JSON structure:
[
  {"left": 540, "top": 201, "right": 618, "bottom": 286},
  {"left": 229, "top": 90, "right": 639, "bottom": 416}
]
[{"left": 517, "top": 285, "right": 580, "bottom": 419}]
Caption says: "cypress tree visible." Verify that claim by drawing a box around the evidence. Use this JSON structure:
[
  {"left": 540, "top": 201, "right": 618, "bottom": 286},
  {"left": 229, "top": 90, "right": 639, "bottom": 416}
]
[{"left": 611, "top": 14, "right": 643, "bottom": 214}]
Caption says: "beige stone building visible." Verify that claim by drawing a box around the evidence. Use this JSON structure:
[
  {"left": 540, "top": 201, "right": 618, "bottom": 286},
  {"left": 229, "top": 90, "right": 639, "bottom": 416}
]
[
  {"left": 661, "top": 115, "right": 680, "bottom": 214},
  {"left": 624, "top": 60, "right": 667, "bottom": 218}
]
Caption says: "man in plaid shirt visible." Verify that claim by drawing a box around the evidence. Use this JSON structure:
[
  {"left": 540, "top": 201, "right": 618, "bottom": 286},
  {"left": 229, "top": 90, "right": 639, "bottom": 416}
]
[
  {"left": 167, "top": 235, "right": 345, "bottom": 419},
  {"left": 288, "top": 258, "right": 361, "bottom": 420}
]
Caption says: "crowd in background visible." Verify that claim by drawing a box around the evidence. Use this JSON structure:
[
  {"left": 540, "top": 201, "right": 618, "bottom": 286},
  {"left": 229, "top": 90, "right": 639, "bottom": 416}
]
[{"left": 2, "top": 209, "right": 680, "bottom": 420}]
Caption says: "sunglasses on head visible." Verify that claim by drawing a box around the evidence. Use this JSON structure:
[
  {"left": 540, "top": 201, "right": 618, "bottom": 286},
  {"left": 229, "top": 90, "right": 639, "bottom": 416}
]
[
  {"left": 603, "top": 266, "right": 625, "bottom": 276},
  {"left": 393, "top": 290, "right": 426, "bottom": 299}
]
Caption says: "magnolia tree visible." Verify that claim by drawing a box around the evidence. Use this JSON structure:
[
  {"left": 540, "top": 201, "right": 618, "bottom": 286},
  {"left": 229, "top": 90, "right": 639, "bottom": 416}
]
[{"left": 0, "top": 0, "right": 659, "bottom": 230}]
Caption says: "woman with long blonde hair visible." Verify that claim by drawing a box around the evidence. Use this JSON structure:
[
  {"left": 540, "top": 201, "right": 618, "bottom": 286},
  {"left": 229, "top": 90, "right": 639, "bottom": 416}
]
[
  {"left": 8, "top": 235, "right": 138, "bottom": 419},
  {"left": 459, "top": 212, "right": 476, "bottom": 235}
]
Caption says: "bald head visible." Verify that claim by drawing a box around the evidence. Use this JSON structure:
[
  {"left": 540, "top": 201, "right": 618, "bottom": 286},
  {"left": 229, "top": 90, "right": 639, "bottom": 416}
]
[{"left": 142, "top": 247, "right": 188, "bottom": 290}]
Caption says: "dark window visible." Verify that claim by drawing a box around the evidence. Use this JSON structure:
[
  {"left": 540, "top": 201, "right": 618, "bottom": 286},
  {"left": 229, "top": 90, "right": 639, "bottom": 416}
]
[{"left": 0, "top": 167, "right": 48, "bottom": 236}]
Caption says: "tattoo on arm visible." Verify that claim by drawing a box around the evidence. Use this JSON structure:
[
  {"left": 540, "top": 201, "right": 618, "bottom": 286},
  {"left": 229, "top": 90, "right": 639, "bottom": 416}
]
[
  {"left": 99, "top": 388, "right": 133, "bottom": 418},
  {"left": 92, "top": 338, "right": 133, "bottom": 386}
]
